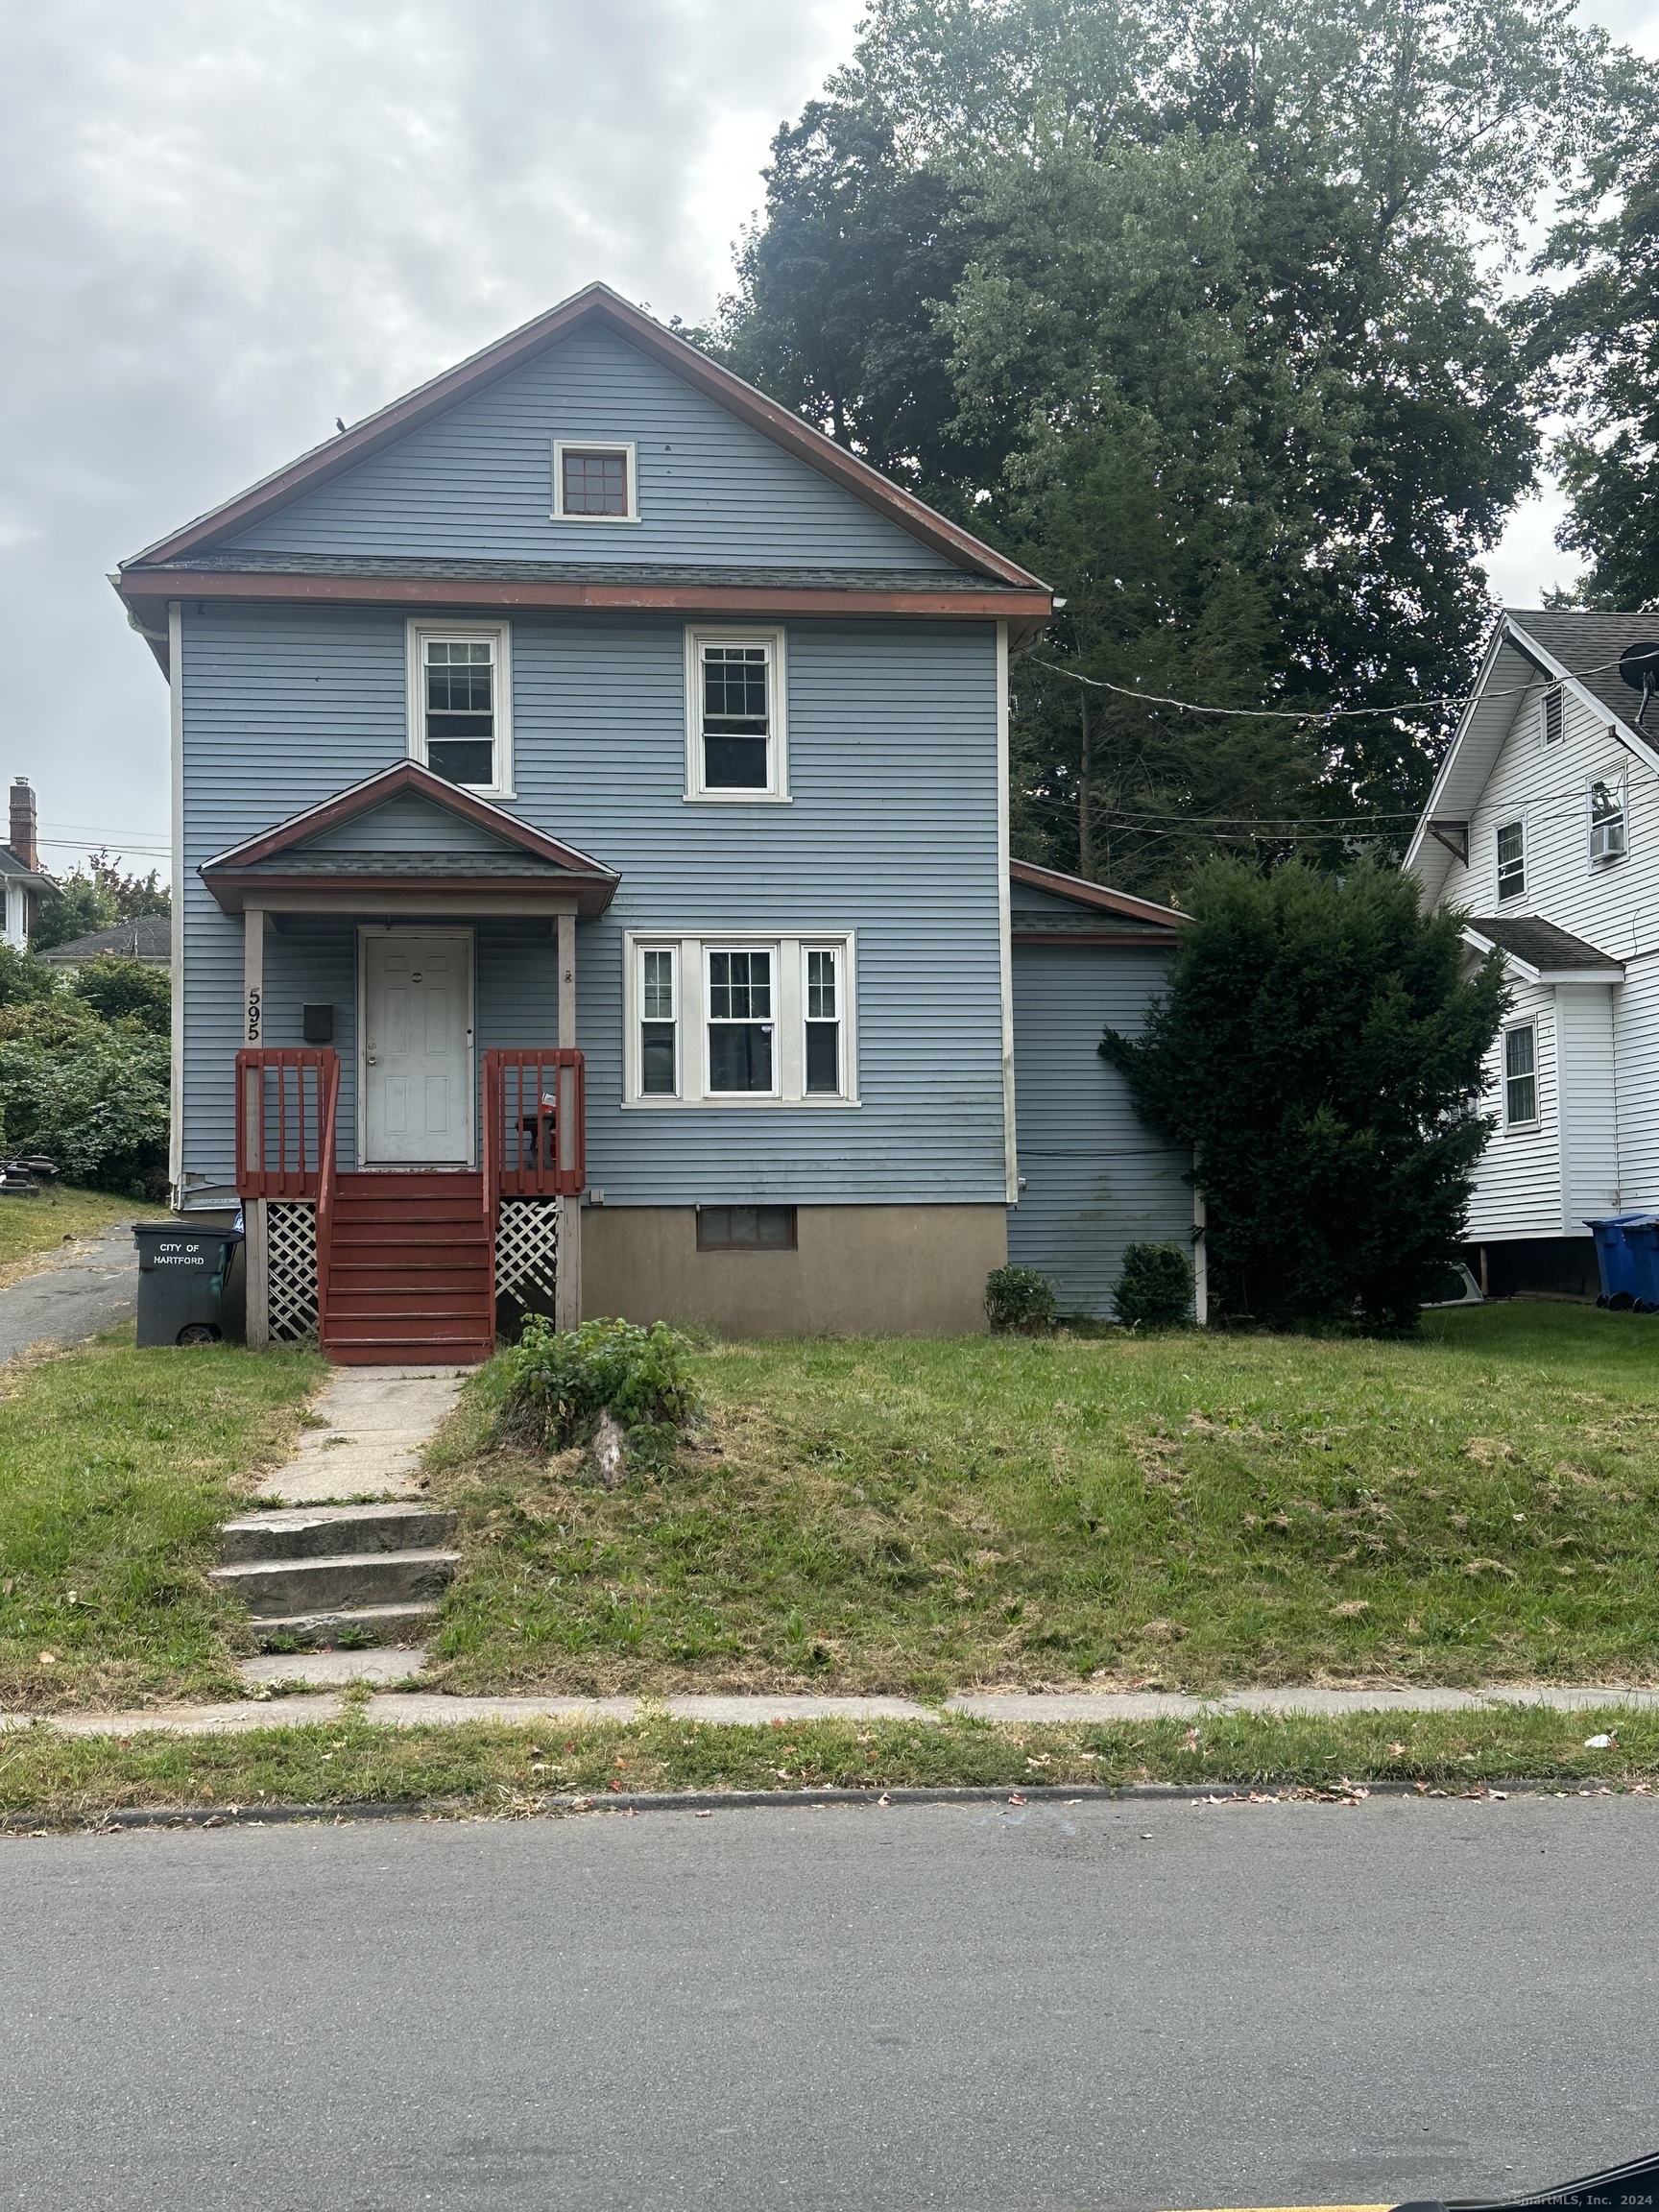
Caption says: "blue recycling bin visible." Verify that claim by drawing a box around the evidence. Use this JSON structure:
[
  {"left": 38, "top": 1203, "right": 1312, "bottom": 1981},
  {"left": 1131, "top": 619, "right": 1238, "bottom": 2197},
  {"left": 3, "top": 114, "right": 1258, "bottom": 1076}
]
[{"left": 1585, "top": 1214, "right": 1659, "bottom": 1309}]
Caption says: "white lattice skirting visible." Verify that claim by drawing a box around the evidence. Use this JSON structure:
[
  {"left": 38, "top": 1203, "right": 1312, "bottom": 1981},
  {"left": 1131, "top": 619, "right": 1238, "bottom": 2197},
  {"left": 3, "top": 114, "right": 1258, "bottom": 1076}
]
[
  {"left": 267, "top": 1200, "right": 320, "bottom": 1341},
  {"left": 495, "top": 1198, "right": 559, "bottom": 1309}
]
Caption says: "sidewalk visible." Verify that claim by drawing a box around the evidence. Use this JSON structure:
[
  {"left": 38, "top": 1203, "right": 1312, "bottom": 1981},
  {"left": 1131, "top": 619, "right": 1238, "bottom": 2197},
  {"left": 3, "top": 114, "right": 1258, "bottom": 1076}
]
[{"left": 6, "top": 1682, "right": 1658, "bottom": 1738}]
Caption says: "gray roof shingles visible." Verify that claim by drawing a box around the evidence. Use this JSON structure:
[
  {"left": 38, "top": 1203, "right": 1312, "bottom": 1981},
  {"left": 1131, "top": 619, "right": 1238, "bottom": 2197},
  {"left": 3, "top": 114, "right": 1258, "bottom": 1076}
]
[
  {"left": 39, "top": 914, "right": 171, "bottom": 963},
  {"left": 131, "top": 548, "right": 1015, "bottom": 593},
  {"left": 1466, "top": 914, "right": 1623, "bottom": 972},
  {"left": 1504, "top": 608, "right": 1659, "bottom": 732}
]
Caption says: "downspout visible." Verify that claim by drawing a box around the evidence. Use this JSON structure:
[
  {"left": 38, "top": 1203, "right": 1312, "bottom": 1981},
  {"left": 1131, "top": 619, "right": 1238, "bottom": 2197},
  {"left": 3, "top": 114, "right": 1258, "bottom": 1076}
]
[{"left": 996, "top": 621, "right": 1018, "bottom": 1208}]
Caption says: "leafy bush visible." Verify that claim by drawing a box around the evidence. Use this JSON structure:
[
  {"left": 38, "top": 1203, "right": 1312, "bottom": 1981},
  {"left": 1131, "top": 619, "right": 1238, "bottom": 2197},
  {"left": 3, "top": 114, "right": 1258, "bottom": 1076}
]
[
  {"left": 1112, "top": 1242, "right": 1193, "bottom": 1329},
  {"left": 0, "top": 945, "right": 58, "bottom": 1008},
  {"left": 72, "top": 955, "right": 170, "bottom": 1036},
  {"left": 1103, "top": 857, "right": 1505, "bottom": 1333},
  {"left": 985, "top": 1264, "right": 1058, "bottom": 1333},
  {"left": 0, "top": 998, "right": 169, "bottom": 1196},
  {"left": 494, "top": 1315, "right": 700, "bottom": 1453}
]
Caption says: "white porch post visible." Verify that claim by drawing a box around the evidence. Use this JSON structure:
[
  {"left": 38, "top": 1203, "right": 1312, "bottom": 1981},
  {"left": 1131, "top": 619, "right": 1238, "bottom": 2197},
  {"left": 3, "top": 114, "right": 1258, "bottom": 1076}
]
[
  {"left": 556, "top": 908, "right": 582, "bottom": 1331},
  {"left": 243, "top": 906, "right": 269, "bottom": 1348}
]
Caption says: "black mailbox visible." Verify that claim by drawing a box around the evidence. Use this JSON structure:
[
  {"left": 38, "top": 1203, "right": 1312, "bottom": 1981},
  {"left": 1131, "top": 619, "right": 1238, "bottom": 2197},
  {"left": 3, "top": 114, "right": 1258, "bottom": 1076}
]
[{"left": 302, "top": 1003, "right": 334, "bottom": 1044}]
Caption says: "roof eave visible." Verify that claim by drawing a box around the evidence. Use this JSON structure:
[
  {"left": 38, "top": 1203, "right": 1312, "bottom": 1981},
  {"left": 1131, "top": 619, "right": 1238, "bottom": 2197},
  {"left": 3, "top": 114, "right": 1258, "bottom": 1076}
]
[{"left": 1008, "top": 856, "right": 1190, "bottom": 927}]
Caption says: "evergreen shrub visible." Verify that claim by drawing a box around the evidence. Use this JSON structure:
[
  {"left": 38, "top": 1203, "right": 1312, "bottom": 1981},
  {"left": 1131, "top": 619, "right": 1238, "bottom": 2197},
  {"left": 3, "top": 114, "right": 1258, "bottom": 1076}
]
[
  {"left": 495, "top": 1316, "right": 700, "bottom": 1453},
  {"left": 985, "top": 1264, "right": 1058, "bottom": 1333},
  {"left": 1102, "top": 857, "right": 1505, "bottom": 1333},
  {"left": 1112, "top": 1242, "right": 1193, "bottom": 1329}
]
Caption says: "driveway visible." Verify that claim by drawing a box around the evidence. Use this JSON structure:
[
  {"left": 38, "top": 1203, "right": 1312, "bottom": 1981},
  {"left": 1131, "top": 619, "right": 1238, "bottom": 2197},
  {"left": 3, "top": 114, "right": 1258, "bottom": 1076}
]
[
  {"left": 3, "top": 1792, "right": 1655, "bottom": 2210},
  {"left": 0, "top": 1224, "right": 137, "bottom": 1362}
]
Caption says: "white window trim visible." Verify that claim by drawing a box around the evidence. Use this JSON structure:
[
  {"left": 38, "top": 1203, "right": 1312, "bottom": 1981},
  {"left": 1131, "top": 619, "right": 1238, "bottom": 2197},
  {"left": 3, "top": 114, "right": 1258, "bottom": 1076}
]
[
  {"left": 551, "top": 439, "right": 638, "bottom": 523},
  {"left": 1502, "top": 1019, "right": 1541, "bottom": 1132},
  {"left": 405, "top": 619, "right": 514, "bottom": 798},
  {"left": 1588, "top": 769, "right": 1628, "bottom": 867},
  {"left": 1495, "top": 814, "right": 1526, "bottom": 904},
  {"left": 683, "top": 626, "right": 790, "bottom": 804},
  {"left": 623, "top": 930, "right": 857, "bottom": 1107}
]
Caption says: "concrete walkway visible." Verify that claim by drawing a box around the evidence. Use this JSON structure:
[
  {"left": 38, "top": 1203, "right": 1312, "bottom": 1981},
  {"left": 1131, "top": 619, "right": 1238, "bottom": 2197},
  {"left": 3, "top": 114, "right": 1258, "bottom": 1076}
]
[
  {"left": 255, "top": 1364, "right": 467, "bottom": 1505},
  {"left": 6, "top": 1683, "right": 1659, "bottom": 1738},
  {"left": 0, "top": 1223, "right": 136, "bottom": 1363}
]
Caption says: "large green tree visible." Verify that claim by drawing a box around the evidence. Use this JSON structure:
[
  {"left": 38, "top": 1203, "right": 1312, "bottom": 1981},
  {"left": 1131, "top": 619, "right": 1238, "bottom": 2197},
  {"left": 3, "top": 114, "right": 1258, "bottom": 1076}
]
[
  {"left": 1528, "top": 81, "right": 1659, "bottom": 608},
  {"left": 717, "top": 0, "right": 1611, "bottom": 893}
]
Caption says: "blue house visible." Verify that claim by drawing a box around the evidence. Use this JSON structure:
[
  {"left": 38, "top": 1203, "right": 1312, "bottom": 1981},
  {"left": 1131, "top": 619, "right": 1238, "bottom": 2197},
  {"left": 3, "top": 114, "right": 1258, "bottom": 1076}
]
[{"left": 115, "top": 284, "right": 1193, "bottom": 1357}]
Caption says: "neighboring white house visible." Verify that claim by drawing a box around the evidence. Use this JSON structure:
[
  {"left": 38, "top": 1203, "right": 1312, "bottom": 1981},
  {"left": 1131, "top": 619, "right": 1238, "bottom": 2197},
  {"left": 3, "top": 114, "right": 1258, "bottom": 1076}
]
[
  {"left": 1, "top": 778, "right": 52, "bottom": 950},
  {"left": 1407, "top": 608, "right": 1659, "bottom": 1297}
]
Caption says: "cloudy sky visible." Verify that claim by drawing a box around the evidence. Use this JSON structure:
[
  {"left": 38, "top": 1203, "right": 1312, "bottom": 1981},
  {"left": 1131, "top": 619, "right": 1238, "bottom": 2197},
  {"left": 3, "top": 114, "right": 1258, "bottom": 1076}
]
[{"left": 3, "top": 0, "right": 1654, "bottom": 881}]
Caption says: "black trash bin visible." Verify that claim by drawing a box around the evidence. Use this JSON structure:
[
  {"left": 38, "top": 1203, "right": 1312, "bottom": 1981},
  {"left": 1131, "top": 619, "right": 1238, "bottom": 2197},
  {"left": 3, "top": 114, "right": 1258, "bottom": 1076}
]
[{"left": 133, "top": 1221, "right": 244, "bottom": 1346}]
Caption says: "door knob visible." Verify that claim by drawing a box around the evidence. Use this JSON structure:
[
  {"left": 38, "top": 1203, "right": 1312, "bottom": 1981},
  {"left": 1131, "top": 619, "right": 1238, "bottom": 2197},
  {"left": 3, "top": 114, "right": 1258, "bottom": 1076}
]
[{"left": 367, "top": 1051, "right": 380, "bottom": 1066}]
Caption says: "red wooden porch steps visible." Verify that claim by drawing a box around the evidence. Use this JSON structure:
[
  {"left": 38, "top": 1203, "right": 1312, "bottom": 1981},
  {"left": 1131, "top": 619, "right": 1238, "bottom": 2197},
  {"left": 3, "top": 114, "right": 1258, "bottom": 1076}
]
[{"left": 321, "top": 1170, "right": 493, "bottom": 1365}]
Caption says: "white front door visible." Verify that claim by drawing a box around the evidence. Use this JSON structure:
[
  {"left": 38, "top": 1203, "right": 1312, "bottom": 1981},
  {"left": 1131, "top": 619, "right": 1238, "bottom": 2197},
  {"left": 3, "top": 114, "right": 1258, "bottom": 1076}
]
[{"left": 362, "top": 930, "right": 473, "bottom": 1165}]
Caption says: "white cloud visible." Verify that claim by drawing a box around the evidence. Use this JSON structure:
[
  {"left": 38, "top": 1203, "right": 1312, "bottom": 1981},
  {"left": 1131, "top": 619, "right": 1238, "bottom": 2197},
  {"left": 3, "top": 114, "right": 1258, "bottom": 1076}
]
[{"left": 1, "top": 0, "right": 862, "bottom": 872}]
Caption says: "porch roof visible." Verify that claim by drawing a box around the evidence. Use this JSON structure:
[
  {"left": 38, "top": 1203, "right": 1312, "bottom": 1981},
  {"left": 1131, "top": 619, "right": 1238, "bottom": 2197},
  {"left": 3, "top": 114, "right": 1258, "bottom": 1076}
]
[{"left": 200, "top": 760, "right": 620, "bottom": 918}]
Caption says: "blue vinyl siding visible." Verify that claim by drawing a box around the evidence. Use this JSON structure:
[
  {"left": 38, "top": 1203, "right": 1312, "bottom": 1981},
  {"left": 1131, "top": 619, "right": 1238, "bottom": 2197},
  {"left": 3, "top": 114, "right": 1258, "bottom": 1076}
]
[
  {"left": 307, "top": 790, "right": 518, "bottom": 853},
  {"left": 1007, "top": 942, "right": 1192, "bottom": 1316},
  {"left": 178, "top": 603, "right": 1004, "bottom": 1203},
  {"left": 227, "top": 326, "right": 949, "bottom": 573}
]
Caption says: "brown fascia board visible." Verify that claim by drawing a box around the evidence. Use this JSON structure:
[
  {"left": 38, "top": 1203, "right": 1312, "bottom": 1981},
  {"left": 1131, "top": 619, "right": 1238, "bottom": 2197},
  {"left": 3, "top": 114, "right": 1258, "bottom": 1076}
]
[
  {"left": 116, "top": 567, "right": 1050, "bottom": 643},
  {"left": 120, "top": 283, "right": 1047, "bottom": 593},
  {"left": 200, "top": 758, "right": 617, "bottom": 878},
  {"left": 1009, "top": 857, "right": 1190, "bottom": 927}
]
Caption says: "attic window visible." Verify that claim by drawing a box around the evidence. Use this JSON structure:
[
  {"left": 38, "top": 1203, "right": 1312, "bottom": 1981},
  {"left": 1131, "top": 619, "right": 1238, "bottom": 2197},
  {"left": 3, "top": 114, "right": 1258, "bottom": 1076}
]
[{"left": 552, "top": 441, "right": 637, "bottom": 522}]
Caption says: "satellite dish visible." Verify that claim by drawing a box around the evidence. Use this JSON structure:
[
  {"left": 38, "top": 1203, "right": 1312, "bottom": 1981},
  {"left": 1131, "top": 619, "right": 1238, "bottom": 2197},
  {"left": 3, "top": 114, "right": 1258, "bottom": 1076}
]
[{"left": 1619, "top": 640, "right": 1659, "bottom": 691}]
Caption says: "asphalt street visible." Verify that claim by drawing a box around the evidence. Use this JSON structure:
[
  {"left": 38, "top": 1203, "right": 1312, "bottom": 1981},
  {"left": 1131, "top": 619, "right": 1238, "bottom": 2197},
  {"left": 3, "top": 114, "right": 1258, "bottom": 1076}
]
[{"left": 3, "top": 1793, "right": 1656, "bottom": 2211}]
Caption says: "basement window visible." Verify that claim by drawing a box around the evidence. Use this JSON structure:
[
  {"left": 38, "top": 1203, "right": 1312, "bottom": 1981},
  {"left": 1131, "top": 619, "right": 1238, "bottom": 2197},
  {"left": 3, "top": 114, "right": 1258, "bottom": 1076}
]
[
  {"left": 697, "top": 1206, "right": 797, "bottom": 1252},
  {"left": 1496, "top": 820, "right": 1525, "bottom": 902},
  {"left": 1504, "top": 1023, "right": 1538, "bottom": 1127}
]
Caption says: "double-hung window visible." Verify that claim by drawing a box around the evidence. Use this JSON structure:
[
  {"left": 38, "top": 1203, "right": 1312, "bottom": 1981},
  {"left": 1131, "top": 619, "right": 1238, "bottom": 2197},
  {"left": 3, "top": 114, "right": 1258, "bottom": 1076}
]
[
  {"left": 1590, "top": 775, "right": 1628, "bottom": 864},
  {"left": 407, "top": 621, "right": 510, "bottom": 793},
  {"left": 626, "top": 933, "right": 855, "bottom": 1104},
  {"left": 1496, "top": 820, "right": 1525, "bottom": 902},
  {"left": 685, "top": 628, "right": 787, "bottom": 799},
  {"left": 1504, "top": 1023, "right": 1538, "bottom": 1126},
  {"left": 708, "top": 949, "right": 776, "bottom": 1094}
]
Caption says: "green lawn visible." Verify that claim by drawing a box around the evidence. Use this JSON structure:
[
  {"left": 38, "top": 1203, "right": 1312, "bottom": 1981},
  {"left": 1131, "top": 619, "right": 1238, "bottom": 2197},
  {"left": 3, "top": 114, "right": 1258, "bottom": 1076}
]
[
  {"left": 426, "top": 1304, "right": 1659, "bottom": 1698},
  {"left": 0, "top": 1335, "right": 325, "bottom": 1712},
  {"left": 3, "top": 1707, "right": 1656, "bottom": 1829},
  {"left": 0, "top": 1185, "right": 169, "bottom": 1287}
]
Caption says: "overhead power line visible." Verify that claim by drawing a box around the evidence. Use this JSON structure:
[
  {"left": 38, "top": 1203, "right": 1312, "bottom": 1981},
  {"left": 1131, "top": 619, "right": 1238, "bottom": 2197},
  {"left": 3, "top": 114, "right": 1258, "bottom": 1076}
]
[{"left": 1021, "top": 654, "right": 1637, "bottom": 724}]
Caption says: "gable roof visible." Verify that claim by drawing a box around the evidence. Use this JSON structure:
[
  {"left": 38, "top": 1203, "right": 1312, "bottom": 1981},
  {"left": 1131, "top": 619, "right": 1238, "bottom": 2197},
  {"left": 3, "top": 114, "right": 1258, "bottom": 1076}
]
[
  {"left": 1009, "top": 858, "right": 1187, "bottom": 944},
  {"left": 1461, "top": 915, "right": 1624, "bottom": 984},
  {"left": 121, "top": 283, "right": 1046, "bottom": 594},
  {"left": 198, "top": 761, "right": 619, "bottom": 916},
  {"left": 1407, "top": 609, "right": 1659, "bottom": 906}
]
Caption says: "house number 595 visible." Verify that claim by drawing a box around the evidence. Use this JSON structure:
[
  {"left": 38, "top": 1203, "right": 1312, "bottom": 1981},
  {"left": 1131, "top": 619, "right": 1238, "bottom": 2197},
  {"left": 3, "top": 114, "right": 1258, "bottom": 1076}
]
[{"left": 246, "top": 988, "right": 262, "bottom": 1045}]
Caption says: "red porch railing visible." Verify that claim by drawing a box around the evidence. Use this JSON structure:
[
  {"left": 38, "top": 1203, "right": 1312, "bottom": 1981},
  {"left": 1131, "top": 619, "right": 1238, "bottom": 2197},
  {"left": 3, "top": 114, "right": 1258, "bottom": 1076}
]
[
  {"left": 482, "top": 1048, "right": 586, "bottom": 1204},
  {"left": 234, "top": 1047, "right": 341, "bottom": 1199}
]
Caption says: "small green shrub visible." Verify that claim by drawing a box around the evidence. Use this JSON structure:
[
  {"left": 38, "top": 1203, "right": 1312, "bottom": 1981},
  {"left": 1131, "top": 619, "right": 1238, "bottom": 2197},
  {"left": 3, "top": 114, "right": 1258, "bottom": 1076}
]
[
  {"left": 494, "top": 1315, "right": 700, "bottom": 1452},
  {"left": 985, "top": 1265, "right": 1058, "bottom": 1334},
  {"left": 1113, "top": 1242, "right": 1194, "bottom": 1330}
]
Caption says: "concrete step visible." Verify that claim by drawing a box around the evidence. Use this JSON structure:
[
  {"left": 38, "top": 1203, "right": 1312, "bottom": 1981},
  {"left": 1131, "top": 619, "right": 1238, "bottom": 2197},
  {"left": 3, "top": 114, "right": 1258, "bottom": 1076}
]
[
  {"left": 219, "top": 1503, "right": 457, "bottom": 1565},
  {"left": 210, "top": 1548, "right": 460, "bottom": 1618},
  {"left": 250, "top": 1600, "right": 443, "bottom": 1651}
]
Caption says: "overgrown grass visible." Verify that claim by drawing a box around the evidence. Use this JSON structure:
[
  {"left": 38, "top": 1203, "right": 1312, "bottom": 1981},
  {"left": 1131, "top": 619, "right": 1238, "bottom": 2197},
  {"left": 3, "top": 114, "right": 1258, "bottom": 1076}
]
[
  {"left": 425, "top": 1305, "right": 1659, "bottom": 1698},
  {"left": 4, "top": 1707, "right": 1657, "bottom": 1828},
  {"left": 0, "top": 1185, "right": 169, "bottom": 1287},
  {"left": 0, "top": 1335, "right": 325, "bottom": 1710}
]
